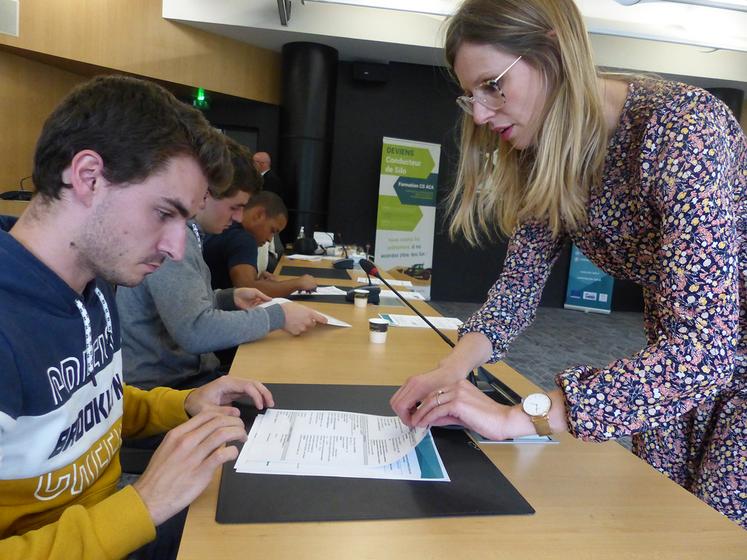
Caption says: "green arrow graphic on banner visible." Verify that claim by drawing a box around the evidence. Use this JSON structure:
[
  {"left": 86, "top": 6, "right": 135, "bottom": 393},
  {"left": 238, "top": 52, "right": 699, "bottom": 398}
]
[
  {"left": 380, "top": 143, "right": 435, "bottom": 179},
  {"left": 376, "top": 195, "right": 423, "bottom": 231}
]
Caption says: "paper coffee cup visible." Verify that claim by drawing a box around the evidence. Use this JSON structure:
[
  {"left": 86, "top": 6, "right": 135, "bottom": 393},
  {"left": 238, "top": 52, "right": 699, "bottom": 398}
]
[
  {"left": 354, "top": 289, "right": 369, "bottom": 308},
  {"left": 369, "top": 318, "right": 389, "bottom": 343}
]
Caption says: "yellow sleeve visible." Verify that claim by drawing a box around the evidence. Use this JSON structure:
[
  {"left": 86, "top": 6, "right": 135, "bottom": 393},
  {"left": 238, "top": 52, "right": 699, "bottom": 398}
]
[
  {"left": 122, "top": 384, "right": 193, "bottom": 439},
  {"left": 0, "top": 486, "right": 155, "bottom": 559}
]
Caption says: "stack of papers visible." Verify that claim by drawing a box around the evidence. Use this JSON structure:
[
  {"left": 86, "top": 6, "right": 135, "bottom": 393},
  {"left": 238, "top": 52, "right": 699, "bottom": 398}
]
[
  {"left": 235, "top": 409, "right": 449, "bottom": 481},
  {"left": 286, "top": 254, "right": 322, "bottom": 262},
  {"left": 378, "top": 313, "right": 463, "bottom": 330},
  {"left": 379, "top": 289, "right": 425, "bottom": 301}
]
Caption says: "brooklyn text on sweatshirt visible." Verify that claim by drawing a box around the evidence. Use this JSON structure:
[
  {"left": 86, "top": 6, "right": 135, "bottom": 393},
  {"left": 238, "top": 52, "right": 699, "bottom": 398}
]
[{"left": 0, "top": 230, "right": 126, "bottom": 524}]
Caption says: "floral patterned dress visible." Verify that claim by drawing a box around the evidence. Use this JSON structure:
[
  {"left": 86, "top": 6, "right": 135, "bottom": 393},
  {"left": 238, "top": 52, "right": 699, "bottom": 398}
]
[{"left": 459, "top": 79, "right": 746, "bottom": 528}]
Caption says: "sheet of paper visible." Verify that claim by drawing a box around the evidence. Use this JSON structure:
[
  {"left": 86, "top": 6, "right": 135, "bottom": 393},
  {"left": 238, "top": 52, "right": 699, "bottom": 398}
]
[
  {"left": 318, "top": 314, "right": 351, "bottom": 327},
  {"left": 378, "top": 313, "right": 463, "bottom": 330},
  {"left": 234, "top": 409, "right": 449, "bottom": 481},
  {"left": 356, "top": 277, "right": 413, "bottom": 287},
  {"left": 239, "top": 409, "right": 426, "bottom": 466},
  {"left": 313, "top": 231, "right": 335, "bottom": 248},
  {"left": 290, "top": 286, "right": 347, "bottom": 296},
  {"left": 379, "top": 289, "right": 425, "bottom": 301},
  {"left": 466, "top": 430, "right": 558, "bottom": 445},
  {"left": 286, "top": 254, "right": 322, "bottom": 261},
  {"left": 237, "top": 432, "right": 448, "bottom": 481},
  {"left": 260, "top": 298, "right": 351, "bottom": 327}
]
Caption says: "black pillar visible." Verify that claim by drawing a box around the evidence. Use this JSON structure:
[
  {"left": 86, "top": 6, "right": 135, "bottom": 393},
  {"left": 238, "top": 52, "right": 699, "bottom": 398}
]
[
  {"left": 279, "top": 42, "right": 338, "bottom": 242},
  {"left": 706, "top": 87, "right": 744, "bottom": 121}
]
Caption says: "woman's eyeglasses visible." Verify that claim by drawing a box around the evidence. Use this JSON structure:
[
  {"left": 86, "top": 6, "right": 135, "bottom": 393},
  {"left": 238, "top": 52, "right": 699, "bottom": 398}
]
[{"left": 456, "top": 56, "right": 522, "bottom": 115}]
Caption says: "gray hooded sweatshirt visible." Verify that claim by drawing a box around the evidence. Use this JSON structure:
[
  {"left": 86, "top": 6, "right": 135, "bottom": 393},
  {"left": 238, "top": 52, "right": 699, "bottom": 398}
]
[{"left": 116, "top": 222, "right": 284, "bottom": 389}]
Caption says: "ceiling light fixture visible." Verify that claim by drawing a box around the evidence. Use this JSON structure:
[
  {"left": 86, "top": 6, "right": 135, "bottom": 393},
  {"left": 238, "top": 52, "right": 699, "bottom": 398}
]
[
  {"left": 301, "top": 0, "right": 454, "bottom": 16},
  {"left": 615, "top": 0, "right": 747, "bottom": 13}
]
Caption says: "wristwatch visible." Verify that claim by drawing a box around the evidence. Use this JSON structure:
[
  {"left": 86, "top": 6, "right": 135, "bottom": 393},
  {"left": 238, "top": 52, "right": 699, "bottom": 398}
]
[{"left": 522, "top": 393, "right": 553, "bottom": 436}]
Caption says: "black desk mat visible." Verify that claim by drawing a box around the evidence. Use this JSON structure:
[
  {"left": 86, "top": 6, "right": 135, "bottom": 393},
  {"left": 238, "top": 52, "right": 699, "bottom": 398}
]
[
  {"left": 280, "top": 265, "right": 351, "bottom": 280},
  {"left": 217, "top": 384, "right": 534, "bottom": 523},
  {"left": 289, "top": 286, "right": 404, "bottom": 307}
]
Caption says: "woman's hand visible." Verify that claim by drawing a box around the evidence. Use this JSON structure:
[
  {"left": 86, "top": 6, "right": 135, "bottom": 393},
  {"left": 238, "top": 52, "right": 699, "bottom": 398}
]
[
  {"left": 411, "top": 382, "right": 568, "bottom": 441},
  {"left": 390, "top": 365, "right": 466, "bottom": 427},
  {"left": 390, "top": 332, "right": 494, "bottom": 427},
  {"left": 407, "top": 379, "right": 520, "bottom": 440}
]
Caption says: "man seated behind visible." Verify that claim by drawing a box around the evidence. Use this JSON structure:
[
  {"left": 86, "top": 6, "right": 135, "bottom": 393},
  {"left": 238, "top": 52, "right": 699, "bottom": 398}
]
[
  {"left": 117, "top": 143, "right": 326, "bottom": 391},
  {"left": 0, "top": 75, "right": 274, "bottom": 560},
  {"left": 203, "top": 190, "right": 318, "bottom": 297}
]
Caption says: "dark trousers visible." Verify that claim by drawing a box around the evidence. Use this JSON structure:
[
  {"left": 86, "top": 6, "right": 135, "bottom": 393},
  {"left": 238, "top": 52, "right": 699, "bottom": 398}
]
[
  {"left": 127, "top": 507, "right": 188, "bottom": 560},
  {"left": 122, "top": 368, "right": 230, "bottom": 559}
]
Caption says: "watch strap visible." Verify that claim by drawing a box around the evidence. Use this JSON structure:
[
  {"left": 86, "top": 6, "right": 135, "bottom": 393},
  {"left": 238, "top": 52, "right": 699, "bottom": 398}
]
[{"left": 530, "top": 414, "right": 552, "bottom": 436}]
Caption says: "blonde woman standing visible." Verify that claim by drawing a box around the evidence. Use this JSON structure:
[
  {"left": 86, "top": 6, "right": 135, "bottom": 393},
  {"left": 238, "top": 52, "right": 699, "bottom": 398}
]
[{"left": 391, "top": 0, "right": 745, "bottom": 528}]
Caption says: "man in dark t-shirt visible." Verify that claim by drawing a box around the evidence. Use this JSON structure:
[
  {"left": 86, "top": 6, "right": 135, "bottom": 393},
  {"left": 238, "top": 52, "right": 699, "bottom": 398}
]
[
  {"left": 203, "top": 221, "right": 258, "bottom": 290},
  {"left": 203, "top": 191, "right": 317, "bottom": 296}
]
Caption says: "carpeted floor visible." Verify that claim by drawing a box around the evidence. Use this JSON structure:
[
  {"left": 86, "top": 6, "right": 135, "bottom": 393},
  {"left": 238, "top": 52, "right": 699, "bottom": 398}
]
[{"left": 430, "top": 302, "right": 646, "bottom": 389}]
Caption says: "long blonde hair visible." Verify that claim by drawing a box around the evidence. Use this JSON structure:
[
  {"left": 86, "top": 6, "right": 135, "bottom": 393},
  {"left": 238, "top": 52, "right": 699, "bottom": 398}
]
[{"left": 445, "top": 0, "right": 608, "bottom": 243}]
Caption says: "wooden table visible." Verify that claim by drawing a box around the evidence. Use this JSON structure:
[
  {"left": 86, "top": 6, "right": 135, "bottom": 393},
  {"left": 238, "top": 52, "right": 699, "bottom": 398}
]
[
  {"left": 177, "top": 258, "right": 746, "bottom": 559},
  {"left": 275, "top": 256, "right": 367, "bottom": 285},
  {"left": 0, "top": 199, "right": 28, "bottom": 217}
]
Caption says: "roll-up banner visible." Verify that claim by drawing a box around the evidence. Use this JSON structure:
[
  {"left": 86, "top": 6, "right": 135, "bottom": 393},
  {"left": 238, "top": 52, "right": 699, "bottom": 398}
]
[
  {"left": 374, "top": 137, "right": 440, "bottom": 300},
  {"left": 564, "top": 245, "right": 614, "bottom": 314}
]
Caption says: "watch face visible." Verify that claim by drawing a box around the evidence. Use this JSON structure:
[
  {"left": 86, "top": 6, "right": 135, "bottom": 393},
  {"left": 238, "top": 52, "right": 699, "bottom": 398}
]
[{"left": 522, "top": 393, "right": 551, "bottom": 416}]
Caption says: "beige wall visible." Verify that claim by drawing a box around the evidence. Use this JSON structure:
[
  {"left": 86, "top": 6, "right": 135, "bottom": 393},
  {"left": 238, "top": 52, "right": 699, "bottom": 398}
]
[
  {"left": 0, "top": 0, "right": 281, "bottom": 104},
  {"left": 0, "top": 50, "right": 86, "bottom": 193},
  {"left": 0, "top": 0, "right": 283, "bottom": 195}
]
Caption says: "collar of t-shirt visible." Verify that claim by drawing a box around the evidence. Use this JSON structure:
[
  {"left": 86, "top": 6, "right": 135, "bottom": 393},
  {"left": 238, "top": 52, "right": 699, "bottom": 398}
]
[{"left": 189, "top": 221, "right": 203, "bottom": 251}]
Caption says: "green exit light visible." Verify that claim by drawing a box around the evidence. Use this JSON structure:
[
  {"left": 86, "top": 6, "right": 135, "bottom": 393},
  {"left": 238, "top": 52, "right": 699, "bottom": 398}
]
[{"left": 193, "top": 87, "right": 210, "bottom": 110}]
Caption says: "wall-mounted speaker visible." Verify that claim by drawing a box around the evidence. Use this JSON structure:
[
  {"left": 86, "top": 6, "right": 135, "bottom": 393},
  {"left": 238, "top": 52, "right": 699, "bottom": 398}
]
[
  {"left": 352, "top": 62, "right": 390, "bottom": 84},
  {"left": 0, "top": 0, "right": 19, "bottom": 37}
]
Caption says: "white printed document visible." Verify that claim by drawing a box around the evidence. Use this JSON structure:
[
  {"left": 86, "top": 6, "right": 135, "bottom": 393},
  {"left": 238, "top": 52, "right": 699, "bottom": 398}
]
[
  {"left": 234, "top": 409, "right": 449, "bottom": 481},
  {"left": 260, "top": 298, "right": 351, "bottom": 327},
  {"left": 356, "top": 277, "right": 413, "bottom": 287},
  {"left": 378, "top": 313, "right": 463, "bottom": 330},
  {"left": 379, "top": 289, "right": 425, "bottom": 301}
]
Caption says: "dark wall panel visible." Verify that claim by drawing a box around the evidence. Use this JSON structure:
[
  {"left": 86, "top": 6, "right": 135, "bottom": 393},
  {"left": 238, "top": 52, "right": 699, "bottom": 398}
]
[
  {"left": 192, "top": 95, "right": 280, "bottom": 161},
  {"left": 280, "top": 42, "right": 338, "bottom": 237},
  {"left": 327, "top": 61, "right": 458, "bottom": 247},
  {"left": 326, "top": 61, "right": 579, "bottom": 307}
]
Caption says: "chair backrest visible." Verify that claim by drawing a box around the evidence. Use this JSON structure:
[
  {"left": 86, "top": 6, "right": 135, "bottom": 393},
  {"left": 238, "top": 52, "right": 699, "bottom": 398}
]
[{"left": 0, "top": 215, "right": 18, "bottom": 232}]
